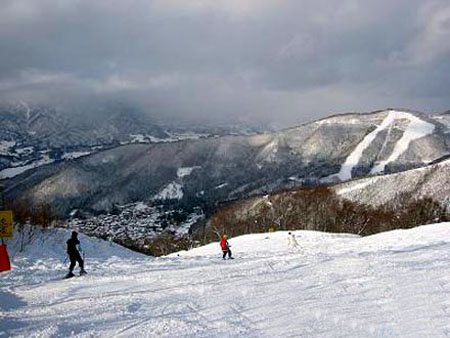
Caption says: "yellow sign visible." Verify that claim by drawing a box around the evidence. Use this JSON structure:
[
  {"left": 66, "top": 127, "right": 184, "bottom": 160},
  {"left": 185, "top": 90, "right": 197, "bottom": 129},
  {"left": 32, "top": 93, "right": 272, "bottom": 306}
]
[{"left": 0, "top": 210, "right": 14, "bottom": 238}]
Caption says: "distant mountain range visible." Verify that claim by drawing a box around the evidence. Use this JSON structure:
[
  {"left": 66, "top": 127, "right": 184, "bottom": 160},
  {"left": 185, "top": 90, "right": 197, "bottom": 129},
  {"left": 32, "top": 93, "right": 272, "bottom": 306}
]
[
  {"left": 3, "top": 108, "right": 450, "bottom": 222},
  {"left": 0, "top": 101, "right": 264, "bottom": 177}
]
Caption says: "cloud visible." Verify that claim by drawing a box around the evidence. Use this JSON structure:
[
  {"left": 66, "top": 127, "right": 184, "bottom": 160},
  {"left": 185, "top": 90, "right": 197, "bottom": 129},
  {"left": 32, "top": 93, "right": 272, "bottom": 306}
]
[
  {"left": 150, "top": 0, "right": 282, "bottom": 19},
  {"left": 407, "top": 2, "right": 450, "bottom": 64},
  {"left": 0, "top": 0, "right": 449, "bottom": 126}
]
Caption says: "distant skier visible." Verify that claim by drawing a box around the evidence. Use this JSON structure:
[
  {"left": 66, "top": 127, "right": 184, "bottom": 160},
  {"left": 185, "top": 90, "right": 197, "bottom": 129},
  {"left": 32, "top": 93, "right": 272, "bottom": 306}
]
[
  {"left": 65, "top": 231, "right": 86, "bottom": 278},
  {"left": 220, "top": 234, "right": 234, "bottom": 260},
  {"left": 287, "top": 232, "right": 299, "bottom": 250}
]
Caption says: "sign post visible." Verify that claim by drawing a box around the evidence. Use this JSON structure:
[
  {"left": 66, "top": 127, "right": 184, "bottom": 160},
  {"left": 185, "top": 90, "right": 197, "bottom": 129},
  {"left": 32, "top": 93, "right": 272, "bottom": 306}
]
[
  {"left": 0, "top": 210, "right": 13, "bottom": 272},
  {"left": 0, "top": 210, "right": 14, "bottom": 239}
]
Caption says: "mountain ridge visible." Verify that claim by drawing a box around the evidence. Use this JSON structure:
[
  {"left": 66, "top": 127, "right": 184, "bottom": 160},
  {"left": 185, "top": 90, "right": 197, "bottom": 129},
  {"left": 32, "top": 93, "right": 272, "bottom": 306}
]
[{"left": 3, "top": 109, "right": 450, "bottom": 220}]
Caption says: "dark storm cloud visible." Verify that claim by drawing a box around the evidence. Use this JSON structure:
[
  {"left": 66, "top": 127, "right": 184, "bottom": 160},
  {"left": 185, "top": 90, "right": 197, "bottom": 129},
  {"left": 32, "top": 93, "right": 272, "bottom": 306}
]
[{"left": 1, "top": 0, "right": 449, "bottom": 126}]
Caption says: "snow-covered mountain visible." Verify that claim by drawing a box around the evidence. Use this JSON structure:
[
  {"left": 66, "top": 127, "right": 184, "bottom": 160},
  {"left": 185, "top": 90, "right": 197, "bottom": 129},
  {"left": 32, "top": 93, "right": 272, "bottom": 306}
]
[
  {"left": 328, "top": 110, "right": 437, "bottom": 181},
  {"left": 0, "top": 102, "right": 169, "bottom": 171},
  {"left": 335, "top": 156, "right": 450, "bottom": 207},
  {"left": 2, "top": 223, "right": 450, "bottom": 337},
  {"left": 3, "top": 109, "right": 450, "bottom": 216},
  {"left": 0, "top": 102, "right": 237, "bottom": 178},
  {"left": 0, "top": 102, "right": 268, "bottom": 179}
]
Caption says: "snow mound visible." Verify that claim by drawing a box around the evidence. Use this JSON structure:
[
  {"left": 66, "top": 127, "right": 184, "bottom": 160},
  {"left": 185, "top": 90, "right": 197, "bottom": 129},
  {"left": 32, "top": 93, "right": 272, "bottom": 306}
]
[{"left": 7, "top": 225, "right": 142, "bottom": 262}]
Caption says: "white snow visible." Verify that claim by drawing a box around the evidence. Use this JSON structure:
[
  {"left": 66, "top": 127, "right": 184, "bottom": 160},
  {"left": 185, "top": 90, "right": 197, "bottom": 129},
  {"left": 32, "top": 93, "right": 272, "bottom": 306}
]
[
  {"left": 336, "top": 180, "right": 374, "bottom": 195},
  {"left": 2, "top": 223, "right": 450, "bottom": 337},
  {"left": 120, "top": 133, "right": 208, "bottom": 146},
  {"left": 258, "top": 139, "right": 279, "bottom": 162},
  {"left": 129, "top": 134, "right": 147, "bottom": 143},
  {"left": 370, "top": 112, "right": 435, "bottom": 174},
  {"left": 214, "top": 182, "right": 228, "bottom": 189},
  {"left": 177, "top": 166, "right": 200, "bottom": 179},
  {"left": 335, "top": 157, "right": 450, "bottom": 207},
  {"left": 168, "top": 212, "right": 204, "bottom": 235},
  {"left": 0, "top": 140, "right": 16, "bottom": 155},
  {"left": 0, "top": 155, "right": 54, "bottom": 179},
  {"left": 14, "top": 146, "right": 34, "bottom": 155},
  {"left": 153, "top": 182, "right": 184, "bottom": 200},
  {"left": 61, "top": 151, "right": 92, "bottom": 160},
  {"left": 336, "top": 110, "right": 435, "bottom": 181},
  {"left": 316, "top": 117, "right": 366, "bottom": 125},
  {"left": 133, "top": 201, "right": 148, "bottom": 211},
  {"left": 336, "top": 114, "right": 394, "bottom": 181},
  {"left": 146, "top": 135, "right": 165, "bottom": 143},
  {"left": 165, "top": 131, "right": 208, "bottom": 141}
]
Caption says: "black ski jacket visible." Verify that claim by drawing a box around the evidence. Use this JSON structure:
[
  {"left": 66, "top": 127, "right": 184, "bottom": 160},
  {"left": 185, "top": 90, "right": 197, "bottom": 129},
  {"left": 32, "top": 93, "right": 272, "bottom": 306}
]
[{"left": 67, "top": 237, "right": 80, "bottom": 255}]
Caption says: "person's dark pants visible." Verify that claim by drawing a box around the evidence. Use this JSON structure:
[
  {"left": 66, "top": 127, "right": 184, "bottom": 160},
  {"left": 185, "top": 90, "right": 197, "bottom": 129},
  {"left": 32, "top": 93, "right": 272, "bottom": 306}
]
[
  {"left": 69, "top": 252, "right": 84, "bottom": 272},
  {"left": 222, "top": 249, "right": 232, "bottom": 259}
]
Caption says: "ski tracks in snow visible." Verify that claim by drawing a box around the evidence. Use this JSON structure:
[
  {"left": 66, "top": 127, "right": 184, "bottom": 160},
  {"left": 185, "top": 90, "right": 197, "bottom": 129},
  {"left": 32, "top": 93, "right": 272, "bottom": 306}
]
[{"left": 2, "top": 226, "right": 450, "bottom": 337}]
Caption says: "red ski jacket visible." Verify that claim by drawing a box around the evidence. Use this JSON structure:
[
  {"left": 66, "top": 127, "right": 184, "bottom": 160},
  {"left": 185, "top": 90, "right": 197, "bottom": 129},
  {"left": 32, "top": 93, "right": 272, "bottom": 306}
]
[{"left": 220, "top": 238, "right": 229, "bottom": 251}]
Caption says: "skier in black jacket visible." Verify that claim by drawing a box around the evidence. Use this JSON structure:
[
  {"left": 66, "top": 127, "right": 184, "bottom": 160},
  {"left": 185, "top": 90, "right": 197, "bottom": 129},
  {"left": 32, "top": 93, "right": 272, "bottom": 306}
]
[{"left": 66, "top": 231, "right": 86, "bottom": 278}]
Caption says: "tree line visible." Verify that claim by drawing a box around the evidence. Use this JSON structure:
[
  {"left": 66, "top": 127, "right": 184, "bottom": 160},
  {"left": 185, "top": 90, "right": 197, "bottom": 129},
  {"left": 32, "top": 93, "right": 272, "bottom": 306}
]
[
  {"left": 6, "top": 185, "right": 449, "bottom": 256},
  {"left": 196, "top": 185, "right": 449, "bottom": 243}
]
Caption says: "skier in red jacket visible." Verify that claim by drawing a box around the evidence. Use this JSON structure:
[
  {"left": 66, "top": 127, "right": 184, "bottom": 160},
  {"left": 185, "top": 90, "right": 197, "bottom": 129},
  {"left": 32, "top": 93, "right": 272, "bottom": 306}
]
[{"left": 220, "top": 234, "right": 234, "bottom": 260}]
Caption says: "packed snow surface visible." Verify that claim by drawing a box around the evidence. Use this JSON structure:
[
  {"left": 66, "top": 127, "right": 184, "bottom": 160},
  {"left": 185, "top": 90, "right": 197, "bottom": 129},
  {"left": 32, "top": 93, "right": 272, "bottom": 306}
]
[
  {"left": 2, "top": 223, "right": 450, "bottom": 337},
  {"left": 336, "top": 110, "right": 435, "bottom": 181}
]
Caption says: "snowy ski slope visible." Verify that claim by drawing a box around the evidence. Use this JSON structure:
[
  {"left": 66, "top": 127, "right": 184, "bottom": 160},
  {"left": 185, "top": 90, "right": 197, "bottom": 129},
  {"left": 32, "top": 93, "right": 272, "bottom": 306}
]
[
  {"left": 336, "top": 110, "right": 435, "bottom": 181},
  {"left": 1, "top": 224, "right": 450, "bottom": 337}
]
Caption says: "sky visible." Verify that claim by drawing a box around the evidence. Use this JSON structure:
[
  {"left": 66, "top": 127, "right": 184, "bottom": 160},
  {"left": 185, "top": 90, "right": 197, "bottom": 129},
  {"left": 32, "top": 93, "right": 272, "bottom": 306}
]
[{"left": 1, "top": 0, "right": 449, "bottom": 126}]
